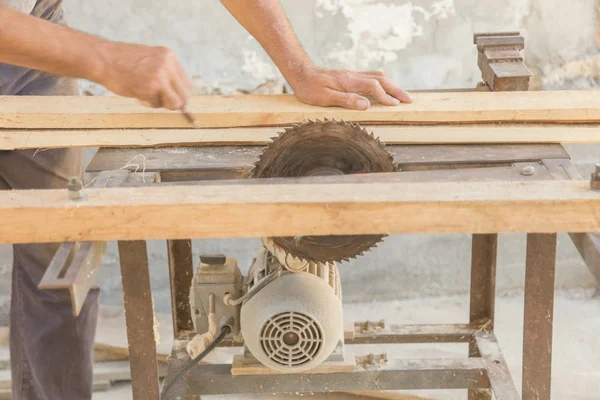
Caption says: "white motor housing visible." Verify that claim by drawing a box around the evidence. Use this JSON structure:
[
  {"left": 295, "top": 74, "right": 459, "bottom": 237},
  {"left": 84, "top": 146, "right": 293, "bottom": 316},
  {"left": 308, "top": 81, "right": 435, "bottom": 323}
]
[{"left": 240, "top": 267, "right": 343, "bottom": 372}]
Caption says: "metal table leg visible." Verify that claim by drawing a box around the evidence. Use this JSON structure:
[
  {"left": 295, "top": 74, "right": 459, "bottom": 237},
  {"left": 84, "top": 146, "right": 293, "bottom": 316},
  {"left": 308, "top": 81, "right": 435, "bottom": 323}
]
[
  {"left": 167, "top": 239, "right": 194, "bottom": 335},
  {"left": 118, "top": 240, "right": 161, "bottom": 400},
  {"left": 523, "top": 233, "right": 557, "bottom": 400},
  {"left": 468, "top": 234, "right": 498, "bottom": 400}
]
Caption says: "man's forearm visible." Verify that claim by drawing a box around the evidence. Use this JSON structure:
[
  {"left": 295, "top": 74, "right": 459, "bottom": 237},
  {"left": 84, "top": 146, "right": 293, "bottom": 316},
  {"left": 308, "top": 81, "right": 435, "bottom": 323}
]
[
  {"left": 0, "top": 4, "right": 107, "bottom": 82},
  {"left": 220, "top": 0, "right": 315, "bottom": 88}
]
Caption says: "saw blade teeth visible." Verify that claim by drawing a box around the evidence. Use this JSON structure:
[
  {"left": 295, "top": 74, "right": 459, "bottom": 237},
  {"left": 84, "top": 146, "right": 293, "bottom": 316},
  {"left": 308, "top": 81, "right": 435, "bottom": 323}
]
[{"left": 251, "top": 119, "right": 394, "bottom": 263}]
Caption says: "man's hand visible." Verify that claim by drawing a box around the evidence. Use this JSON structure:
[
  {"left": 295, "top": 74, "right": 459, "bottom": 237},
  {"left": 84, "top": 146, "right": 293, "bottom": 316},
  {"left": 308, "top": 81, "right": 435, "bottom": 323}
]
[
  {"left": 290, "top": 67, "right": 412, "bottom": 111},
  {"left": 94, "top": 43, "right": 191, "bottom": 111},
  {"left": 221, "top": 0, "right": 412, "bottom": 111},
  {"left": 0, "top": 4, "right": 191, "bottom": 111}
]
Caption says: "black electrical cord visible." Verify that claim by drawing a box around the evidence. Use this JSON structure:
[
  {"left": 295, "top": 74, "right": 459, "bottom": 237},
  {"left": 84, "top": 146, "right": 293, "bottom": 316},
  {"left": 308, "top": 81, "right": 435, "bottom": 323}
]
[{"left": 160, "top": 324, "right": 231, "bottom": 399}]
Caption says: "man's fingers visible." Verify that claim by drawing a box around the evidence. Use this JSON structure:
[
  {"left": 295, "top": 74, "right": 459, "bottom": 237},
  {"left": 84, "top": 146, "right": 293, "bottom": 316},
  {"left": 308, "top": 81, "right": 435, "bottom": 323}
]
[
  {"left": 159, "top": 84, "right": 185, "bottom": 111},
  {"left": 345, "top": 77, "right": 400, "bottom": 106},
  {"left": 358, "top": 71, "right": 413, "bottom": 103},
  {"left": 323, "top": 89, "right": 371, "bottom": 110}
]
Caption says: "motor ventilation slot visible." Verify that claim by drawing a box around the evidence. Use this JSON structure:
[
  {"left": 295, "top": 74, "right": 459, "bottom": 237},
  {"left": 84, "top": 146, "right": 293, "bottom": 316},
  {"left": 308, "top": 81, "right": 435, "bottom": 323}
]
[{"left": 259, "top": 311, "right": 324, "bottom": 368}]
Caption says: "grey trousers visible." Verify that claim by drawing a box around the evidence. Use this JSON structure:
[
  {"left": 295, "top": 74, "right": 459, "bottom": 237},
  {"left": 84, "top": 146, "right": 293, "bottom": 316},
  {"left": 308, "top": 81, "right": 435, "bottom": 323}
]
[{"left": 0, "top": 2, "right": 99, "bottom": 399}]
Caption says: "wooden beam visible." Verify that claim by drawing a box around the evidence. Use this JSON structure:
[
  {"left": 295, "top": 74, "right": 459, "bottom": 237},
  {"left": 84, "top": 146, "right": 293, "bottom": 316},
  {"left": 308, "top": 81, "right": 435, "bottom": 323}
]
[
  {"left": 3, "top": 124, "right": 600, "bottom": 150},
  {"left": 0, "top": 180, "right": 597, "bottom": 244},
  {"left": 2, "top": 91, "right": 600, "bottom": 129}
]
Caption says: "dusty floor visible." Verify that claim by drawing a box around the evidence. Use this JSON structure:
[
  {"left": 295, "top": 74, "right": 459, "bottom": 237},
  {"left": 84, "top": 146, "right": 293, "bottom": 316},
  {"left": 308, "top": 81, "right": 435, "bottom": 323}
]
[{"left": 93, "top": 289, "right": 600, "bottom": 400}]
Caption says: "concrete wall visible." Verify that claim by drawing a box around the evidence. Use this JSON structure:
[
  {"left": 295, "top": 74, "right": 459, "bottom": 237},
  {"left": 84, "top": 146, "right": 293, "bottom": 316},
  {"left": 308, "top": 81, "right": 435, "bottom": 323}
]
[{"left": 1, "top": 0, "right": 600, "bottom": 315}]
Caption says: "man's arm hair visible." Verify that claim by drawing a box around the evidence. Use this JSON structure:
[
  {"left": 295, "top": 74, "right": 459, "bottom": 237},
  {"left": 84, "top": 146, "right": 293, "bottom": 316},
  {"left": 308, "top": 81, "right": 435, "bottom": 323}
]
[
  {"left": 0, "top": 4, "right": 107, "bottom": 82},
  {"left": 220, "top": 0, "right": 315, "bottom": 89}
]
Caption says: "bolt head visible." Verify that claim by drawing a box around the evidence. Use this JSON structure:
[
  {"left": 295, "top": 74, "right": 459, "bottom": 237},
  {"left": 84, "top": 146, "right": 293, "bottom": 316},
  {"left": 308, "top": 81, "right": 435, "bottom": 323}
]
[
  {"left": 520, "top": 166, "right": 536, "bottom": 176},
  {"left": 68, "top": 177, "right": 83, "bottom": 192}
]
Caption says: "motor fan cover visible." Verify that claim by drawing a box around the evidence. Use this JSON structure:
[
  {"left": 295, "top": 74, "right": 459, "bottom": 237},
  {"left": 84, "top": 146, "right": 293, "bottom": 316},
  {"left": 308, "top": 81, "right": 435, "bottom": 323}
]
[{"left": 240, "top": 272, "right": 343, "bottom": 372}]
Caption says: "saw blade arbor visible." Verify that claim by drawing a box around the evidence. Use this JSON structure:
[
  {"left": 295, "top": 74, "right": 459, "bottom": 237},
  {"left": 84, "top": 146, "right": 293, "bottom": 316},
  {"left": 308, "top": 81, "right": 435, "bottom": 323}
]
[{"left": 250, "top": 119, "right": 397, "bottom": 264}]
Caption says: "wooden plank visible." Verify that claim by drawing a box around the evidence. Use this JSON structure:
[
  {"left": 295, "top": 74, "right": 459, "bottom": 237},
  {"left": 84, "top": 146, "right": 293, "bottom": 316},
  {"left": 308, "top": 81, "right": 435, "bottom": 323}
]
[
  {"left": 4, "top": 124, "right": 600, "bottom": 150},
  {"left": 2, "top": 91, "right": 600, "bottom": 129},
  {"left": 344, "top": 392, "right": 433, "bottom": 400},
  {"left": 0, "top": 180, "right": 598, "bottom": 245},
  {"left": 87, "top": 144, "right": 568, "bottom": 173},
  {"left": 185, "top": 359, "right": 489, "bottom": 395},
  {"left": 230, "top": 353, "right": 356, "bottom": 376}
]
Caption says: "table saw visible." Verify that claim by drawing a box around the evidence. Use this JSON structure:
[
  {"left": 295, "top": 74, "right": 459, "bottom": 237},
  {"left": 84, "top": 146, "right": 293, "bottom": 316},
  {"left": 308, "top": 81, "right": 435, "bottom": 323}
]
[{"left": 0, "top": 32, "right": 599, "bottom": 400}]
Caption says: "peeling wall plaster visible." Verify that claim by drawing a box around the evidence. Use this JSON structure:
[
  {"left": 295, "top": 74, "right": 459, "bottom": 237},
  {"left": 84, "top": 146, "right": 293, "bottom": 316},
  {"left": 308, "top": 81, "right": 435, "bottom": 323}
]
[
  {"left": 316, "top": 0, "right": 456, "bottom": 69},
  {"left": 66, "top": 0, "right": 600, "bottom": 96}
]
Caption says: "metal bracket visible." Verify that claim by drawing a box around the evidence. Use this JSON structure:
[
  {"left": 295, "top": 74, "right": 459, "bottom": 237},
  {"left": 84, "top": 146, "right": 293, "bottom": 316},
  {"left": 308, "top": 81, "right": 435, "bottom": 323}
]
[
  {"left": 39, "top": 241, "right": 107, "bottom": 316},
  {"left": 474, "top": 32, "right": 533, "bottom": 91}
]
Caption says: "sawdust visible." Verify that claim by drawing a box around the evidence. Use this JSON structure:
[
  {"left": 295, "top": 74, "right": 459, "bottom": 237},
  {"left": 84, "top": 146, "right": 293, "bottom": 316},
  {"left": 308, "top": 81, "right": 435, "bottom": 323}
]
[{"left": 152, "top": 296, "right": 160, "bottom": 346}]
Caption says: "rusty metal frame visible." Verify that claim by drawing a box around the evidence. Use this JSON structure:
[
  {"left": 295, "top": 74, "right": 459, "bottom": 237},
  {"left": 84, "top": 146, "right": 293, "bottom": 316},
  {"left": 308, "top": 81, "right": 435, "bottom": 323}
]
[{"left": 95, "top": 152, "right": 562, "bottom": 400}]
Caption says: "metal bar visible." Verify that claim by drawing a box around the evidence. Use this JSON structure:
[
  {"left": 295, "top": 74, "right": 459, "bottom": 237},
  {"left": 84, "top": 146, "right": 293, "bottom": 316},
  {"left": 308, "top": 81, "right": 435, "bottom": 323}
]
[
  {"left": 38, "top": 241, "right": 106, "bottom": 316},
  {"left": 167, "top": 239, "right": 194, "bottom": 335},
  {"left": 468, "top": 234, "right": 497, "bottom": 400},
  {"left": 523, "top": 233, "right": 557, "bottom": 400},
  {"left": 541, "top": 159, "right": 600, "bottom": 286},
  {"left": 214, "top": 323, "right": 477, "bottom": 347},
  {"left": 184, "top": 358, "right": 489, "bottom": 396},
  {"left": 469, "top": 234, "right": 498, "bottom": 331},
  {"left": 64, "top": 241, "right": 107, "bottom": 315},
  {"left": 39, "top": 242, "right": 74, "bottom": 285},
  {"left": 569, "top": 232, "right": 600, "bottom": 284},
  {"left": 349, "top": 323, "right": 475, "bottom": 344},
  {"left": 476, "top": 333, "right": 520, "bottom": 400},
  {"left": 118, "top": 240, "right": 160, "bottom": 400}
]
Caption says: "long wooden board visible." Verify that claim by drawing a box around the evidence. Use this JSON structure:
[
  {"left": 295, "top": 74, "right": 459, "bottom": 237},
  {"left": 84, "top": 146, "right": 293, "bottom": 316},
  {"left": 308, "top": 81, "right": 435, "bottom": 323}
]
[
  {"left": 2, "top": 124, "right": 600, "bottom": 150},
  {"left": 0, "top": 180, "right": 597, "bottom": 244},
  {"left": 2, "top": 91, "right": 600, "bottom": 129}
]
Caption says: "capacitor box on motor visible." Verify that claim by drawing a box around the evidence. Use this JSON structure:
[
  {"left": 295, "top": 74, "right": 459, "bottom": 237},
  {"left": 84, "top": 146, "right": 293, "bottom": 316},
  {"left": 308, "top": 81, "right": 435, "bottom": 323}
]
[{"left": 189, "top": 254, "right": 243, "bottom": 337}]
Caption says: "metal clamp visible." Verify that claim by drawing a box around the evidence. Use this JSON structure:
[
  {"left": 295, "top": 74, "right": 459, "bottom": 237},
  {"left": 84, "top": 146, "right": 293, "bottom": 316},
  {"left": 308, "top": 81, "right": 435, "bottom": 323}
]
[{"left": 474, "top": 32, "right": 533, "bottom": 91}]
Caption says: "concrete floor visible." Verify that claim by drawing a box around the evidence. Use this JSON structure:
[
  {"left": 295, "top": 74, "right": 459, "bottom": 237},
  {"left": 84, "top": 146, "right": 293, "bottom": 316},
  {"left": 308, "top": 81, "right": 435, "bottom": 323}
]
[{"left": 93, "top": 289, "right": 600, "bottom": 400}]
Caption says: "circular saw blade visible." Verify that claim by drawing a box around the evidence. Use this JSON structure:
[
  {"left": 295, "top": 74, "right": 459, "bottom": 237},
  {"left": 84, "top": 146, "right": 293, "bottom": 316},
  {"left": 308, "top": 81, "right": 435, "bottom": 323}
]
[{"left": 250, "top": 119, "right": 397, "bottom": 264}]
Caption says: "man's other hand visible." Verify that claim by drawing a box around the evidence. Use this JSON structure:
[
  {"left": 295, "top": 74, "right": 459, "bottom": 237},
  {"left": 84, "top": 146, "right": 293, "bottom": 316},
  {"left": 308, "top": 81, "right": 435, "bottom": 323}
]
[
  {"left": 291, "top": 67, "right": 412, "bottom": 111},
  {"left": 94, "top": 43, "right": 191, "bottom": 111}
]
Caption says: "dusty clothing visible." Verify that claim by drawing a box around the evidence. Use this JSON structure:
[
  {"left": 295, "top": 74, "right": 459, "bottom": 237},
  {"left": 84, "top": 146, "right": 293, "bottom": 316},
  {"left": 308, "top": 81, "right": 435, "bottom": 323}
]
[{"left": 0, "top": 1, "right": 99, "bottom": 399}]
